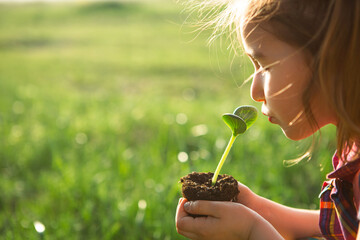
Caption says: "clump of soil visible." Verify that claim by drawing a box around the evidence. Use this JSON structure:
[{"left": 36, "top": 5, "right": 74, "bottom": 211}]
[{"left": 180, "top": 172, "right": 239, "bottom": 202}]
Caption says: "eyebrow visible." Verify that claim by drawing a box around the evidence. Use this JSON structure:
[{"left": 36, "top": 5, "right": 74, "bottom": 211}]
[{"left": 245, "top": 47, "right": 281, "bottom": 69}]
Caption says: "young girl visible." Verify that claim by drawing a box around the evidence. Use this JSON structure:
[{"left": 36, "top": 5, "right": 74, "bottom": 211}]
[{"left": 175, "top": 0, "right": 360, "bottom": 239}]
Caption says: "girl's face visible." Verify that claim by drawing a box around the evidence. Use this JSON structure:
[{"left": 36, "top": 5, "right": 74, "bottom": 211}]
[{"left": 240, "top": 24, "right": 336, "bottom": 140}]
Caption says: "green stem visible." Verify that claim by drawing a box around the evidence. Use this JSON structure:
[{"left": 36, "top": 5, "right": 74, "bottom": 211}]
[{"left": 211, "top": 134, "right": 237, "bottom": 185}]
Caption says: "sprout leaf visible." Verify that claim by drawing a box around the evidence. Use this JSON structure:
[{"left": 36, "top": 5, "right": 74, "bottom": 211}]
[
  {"left": 233, "top": 105, "right": 258, "bottom": 129},
  {"left": 222, "top": 114, "right": 246, "bottom": 136}
]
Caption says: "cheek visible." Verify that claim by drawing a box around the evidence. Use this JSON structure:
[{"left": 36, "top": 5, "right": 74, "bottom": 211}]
[
  {"left": 265, "top": 73, "right": 303, "bottom": 108},
  {"left": 265, "top": 73, "right": 310, "bottom": 125},
  {"left": 267, "top": 61, "right": 311, "bottom": 103}
]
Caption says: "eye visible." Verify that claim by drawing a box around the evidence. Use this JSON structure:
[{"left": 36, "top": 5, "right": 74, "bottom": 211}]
[
  {"left": 248, "top": 54, "right": 270, "bottom": 73},
  {"left": 254, "top": 60, "right": 261, "bottom": 70},
  {"left": 248, "top": 55, "right": 260, "bottom": 70},
  {"left": 253, "top": 59, "right": 269, "bottom": 72}
]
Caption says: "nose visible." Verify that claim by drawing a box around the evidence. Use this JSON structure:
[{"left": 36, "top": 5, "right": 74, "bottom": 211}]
[{"left": 250, "top": 72, "right": 265, "bottom": 102}]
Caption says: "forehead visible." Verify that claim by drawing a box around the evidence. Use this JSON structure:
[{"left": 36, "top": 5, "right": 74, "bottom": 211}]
[
  {"left": 240, "top": 23, "right": 304, "bottom": 61},
  {"left": 241, "top": 23, "right": 275, "bottom": 53}
]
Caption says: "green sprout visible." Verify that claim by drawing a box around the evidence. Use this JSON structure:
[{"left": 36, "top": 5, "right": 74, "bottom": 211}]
[{"left": 211, "top": 105, "right": 258, "bottom": 185}]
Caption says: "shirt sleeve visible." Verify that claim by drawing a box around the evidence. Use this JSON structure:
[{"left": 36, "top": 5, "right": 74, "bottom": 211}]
[{"left": 353, "top": 170, "right": 360, "bottom": 220}]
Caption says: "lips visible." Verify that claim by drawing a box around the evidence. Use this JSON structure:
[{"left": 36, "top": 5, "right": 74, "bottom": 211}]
[
  {"left": 261, "top": 105, "right": 276, "bottom": 123},
  {"left": 261, "top": 105, "right": 269, "bottom": 116},
  {"left": 261, "top": 110, "right": 271, "bottom": 118},
  {"left": 263, "top": 113, "right": 276, "bottom": 124},
  {"left": 268, "top": 116, "right": 275, "bottom": 123}
]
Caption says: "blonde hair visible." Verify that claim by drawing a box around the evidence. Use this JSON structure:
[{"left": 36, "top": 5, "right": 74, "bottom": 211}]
[{"left": 184, "top": 0, "right": 360, "bottom": 161}]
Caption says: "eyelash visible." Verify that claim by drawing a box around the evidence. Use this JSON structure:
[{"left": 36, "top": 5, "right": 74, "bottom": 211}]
[{"left": 252, "top": 59, "right": 270, "bottom": 72}]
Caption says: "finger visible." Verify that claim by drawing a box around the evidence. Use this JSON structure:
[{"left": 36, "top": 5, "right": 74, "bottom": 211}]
[
  {"left": 237, "top": 182, "right": 245, "bottom": 203},
  {"left": 176, "top": 198, "right": 191, "bottom": 231},
  {"left": 177, "top": 228, "right": 199, "bottom": 240},
  {"left": 236, "top": 181, "right": 252, "bottom": 204},
  {"left": 177, "top": 200, "right": 218, "bottom": 239},
  {"left": 175, "top": 198, "right": 187, "bottom": 222},
  {"left": 177, "top": 217, "right": 210, "bottom": 240},
  {"left": 176, "top": 198, "right": 200, "bottom": 239},
  {"left": 184, "top": 200, "right": 223, "bottom": 218}
]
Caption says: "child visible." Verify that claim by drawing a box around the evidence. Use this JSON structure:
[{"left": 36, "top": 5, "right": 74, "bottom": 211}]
[{"left": 175, "top": 0, "right": 360, "bottom": 239}]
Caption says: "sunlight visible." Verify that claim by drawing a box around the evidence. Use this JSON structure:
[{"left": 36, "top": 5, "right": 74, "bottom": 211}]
[
  {"left": 289, "top": 110, "right": 304, "bottom": 126},
  {"left": 33, "top": 221, "right": 45, "bottom": 233},
  {"left": 269, "top": 83, "right": 293, "bottom": 98}
]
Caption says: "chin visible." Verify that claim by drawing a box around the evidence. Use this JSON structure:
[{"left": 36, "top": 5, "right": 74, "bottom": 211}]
[{"left": 281, "top": 127, "right": 314, "bottom": 141}]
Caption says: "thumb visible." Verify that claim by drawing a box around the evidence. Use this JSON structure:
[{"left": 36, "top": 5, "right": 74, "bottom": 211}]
[{"left": 184, "top": 200, "right": 221, "bottom": 217}]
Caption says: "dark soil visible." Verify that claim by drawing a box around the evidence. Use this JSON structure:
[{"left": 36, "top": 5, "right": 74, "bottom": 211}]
[{"left": 180, "top": 172, "right": 239, "bottom": 202}]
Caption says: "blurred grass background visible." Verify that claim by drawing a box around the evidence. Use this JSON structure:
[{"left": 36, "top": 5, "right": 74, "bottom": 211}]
[{"left": 0, "top": 0, "right": 336, "bottom": 239}]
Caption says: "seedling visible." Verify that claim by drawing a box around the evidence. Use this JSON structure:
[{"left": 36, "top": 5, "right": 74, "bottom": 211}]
[{"left": 211, "top": 105, "right": 258, "bottom": 185}]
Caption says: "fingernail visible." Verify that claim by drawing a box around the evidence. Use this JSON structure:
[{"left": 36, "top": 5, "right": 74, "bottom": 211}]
[{"left": 184, "top": 202, "right": 190, "bottom": 210}]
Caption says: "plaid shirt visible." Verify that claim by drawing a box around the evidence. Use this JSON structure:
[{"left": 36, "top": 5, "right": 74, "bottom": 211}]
[{"left": 319, "top": 153, "right": 360, "bottom": 239}]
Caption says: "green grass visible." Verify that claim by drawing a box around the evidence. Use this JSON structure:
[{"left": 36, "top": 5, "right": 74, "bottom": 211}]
[{"left": 0, "top": 1, "right": 336, "bottom": 239}]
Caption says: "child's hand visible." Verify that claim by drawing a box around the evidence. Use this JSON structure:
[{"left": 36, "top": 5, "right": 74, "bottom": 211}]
[
  {"left": 236, "top": 181, "right": 258, "bottom": 207},
  {"left": 176, "top": 198, "right": 253, "bottom": 239},
  {"left": 175, "top": 198, "right": 283, "bottom": 240}
]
